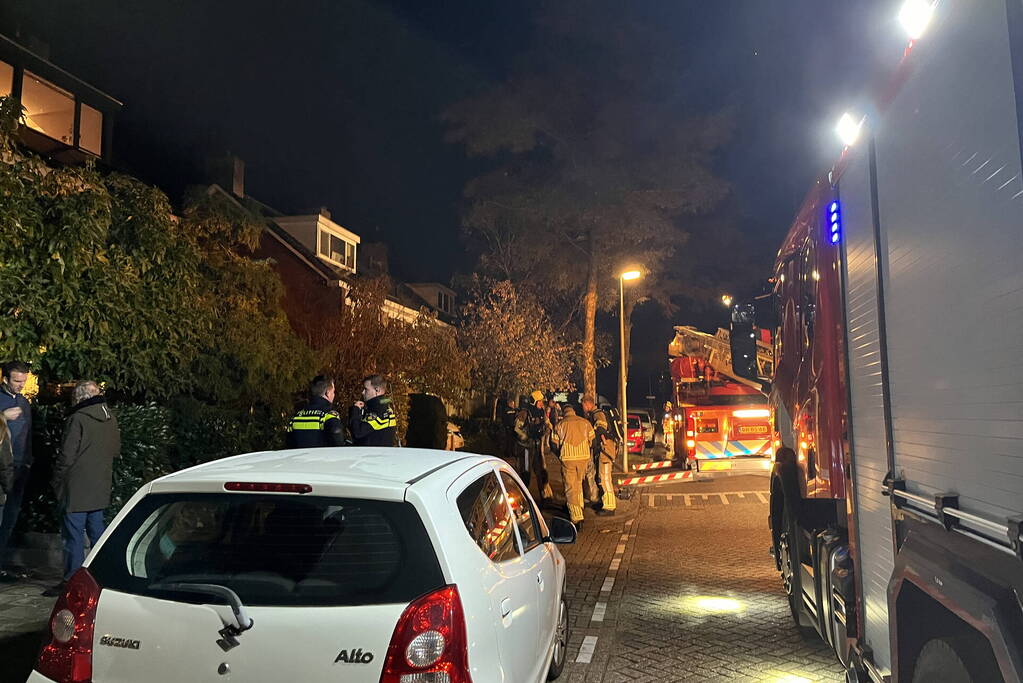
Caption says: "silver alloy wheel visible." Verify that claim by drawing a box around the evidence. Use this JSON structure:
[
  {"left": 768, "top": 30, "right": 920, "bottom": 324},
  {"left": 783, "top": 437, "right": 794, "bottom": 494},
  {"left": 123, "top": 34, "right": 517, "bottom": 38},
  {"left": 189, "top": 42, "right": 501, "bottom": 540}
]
[{"left": 553, "top": 599, "right": 567, "bottom": 666}]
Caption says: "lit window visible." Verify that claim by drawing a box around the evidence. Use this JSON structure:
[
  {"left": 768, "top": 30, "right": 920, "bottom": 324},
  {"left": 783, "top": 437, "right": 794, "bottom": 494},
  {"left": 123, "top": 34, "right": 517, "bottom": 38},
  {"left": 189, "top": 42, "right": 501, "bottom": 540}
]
[
  {"left": 79, "top": 103, "right": 103, "bottom": 155},
  {"left": 22, "top": 71, "right": 75, "bottom": 144},
  {"left": 319, "top": 230, "right": 356, "bottom": 270},
  {"left": 0, "top": 61, "right": 13, "bottom": 97}
]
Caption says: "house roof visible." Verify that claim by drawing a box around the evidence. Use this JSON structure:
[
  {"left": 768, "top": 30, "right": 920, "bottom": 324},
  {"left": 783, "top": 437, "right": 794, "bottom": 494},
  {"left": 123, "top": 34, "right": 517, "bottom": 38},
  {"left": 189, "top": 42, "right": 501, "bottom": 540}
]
[{"left": 206, "top": 184, "right": 453, "bottom": 322}]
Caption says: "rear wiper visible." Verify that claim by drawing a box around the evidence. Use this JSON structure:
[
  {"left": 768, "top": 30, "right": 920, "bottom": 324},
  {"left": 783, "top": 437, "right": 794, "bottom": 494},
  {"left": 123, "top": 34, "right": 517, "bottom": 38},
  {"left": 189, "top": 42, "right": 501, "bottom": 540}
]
[{"left": 149, "top": 581, "right": 254, "bottom": 651}]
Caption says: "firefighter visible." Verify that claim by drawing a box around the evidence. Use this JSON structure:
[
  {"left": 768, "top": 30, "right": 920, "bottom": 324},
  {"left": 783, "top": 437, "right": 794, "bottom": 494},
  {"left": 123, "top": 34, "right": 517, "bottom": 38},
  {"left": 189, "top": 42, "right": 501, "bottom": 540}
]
[
  {"left": 515, "top": 391, "right": 553, "bottom": 502},
  {"left": 582, "top": 396, "right": 617, "bottom": 516},
  {"left": 501, "top": 397, "right": 519, "bottom": 463},
  {"left": 349, "top": 374, "right": 397, "bottom": 446},
  {"left": 285, "top": 375, "right": 346, "bottom": 448},
  {"left": 662, "top": 401, "right": 675, "bottom": 459},
  {"left": 551, "top": 404, "right": 594, "bottom": 528}
]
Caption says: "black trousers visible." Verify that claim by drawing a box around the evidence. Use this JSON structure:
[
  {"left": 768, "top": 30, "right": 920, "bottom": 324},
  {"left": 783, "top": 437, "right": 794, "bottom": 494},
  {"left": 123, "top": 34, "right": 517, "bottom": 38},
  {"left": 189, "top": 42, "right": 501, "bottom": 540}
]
[{"left": 519, "top": 441, "right": 550, "bottom": 499}]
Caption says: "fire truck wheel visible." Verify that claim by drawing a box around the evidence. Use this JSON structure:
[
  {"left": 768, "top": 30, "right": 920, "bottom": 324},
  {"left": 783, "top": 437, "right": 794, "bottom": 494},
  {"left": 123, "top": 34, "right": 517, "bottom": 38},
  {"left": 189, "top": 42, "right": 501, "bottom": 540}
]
[
  {"left": 911, "top": 637, "right": 1000, "bottom": 683},
  {"left": 780, "top": 502, "right": 814, "bottom": 634}
]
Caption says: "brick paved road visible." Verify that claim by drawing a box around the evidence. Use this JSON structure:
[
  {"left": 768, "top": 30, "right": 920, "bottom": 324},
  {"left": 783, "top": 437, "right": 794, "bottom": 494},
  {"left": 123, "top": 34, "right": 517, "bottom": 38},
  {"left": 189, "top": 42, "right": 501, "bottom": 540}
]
[{"left": 557, "top": 473, "right": 844, "bottom": 682}]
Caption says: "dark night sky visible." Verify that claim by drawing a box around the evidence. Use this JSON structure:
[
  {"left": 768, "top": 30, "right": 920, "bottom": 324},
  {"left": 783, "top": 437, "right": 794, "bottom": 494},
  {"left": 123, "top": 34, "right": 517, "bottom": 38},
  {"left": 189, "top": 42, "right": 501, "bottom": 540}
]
[{"left": 1, "top": 0, "right": 910, "bottom": 400}]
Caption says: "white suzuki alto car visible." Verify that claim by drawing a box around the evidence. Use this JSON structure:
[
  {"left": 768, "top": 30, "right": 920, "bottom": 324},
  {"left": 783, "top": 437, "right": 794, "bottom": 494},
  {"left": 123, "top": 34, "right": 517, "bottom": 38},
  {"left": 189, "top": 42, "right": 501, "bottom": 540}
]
[{"left": 29, "top": 448, "right": 576, "bottom": 683}]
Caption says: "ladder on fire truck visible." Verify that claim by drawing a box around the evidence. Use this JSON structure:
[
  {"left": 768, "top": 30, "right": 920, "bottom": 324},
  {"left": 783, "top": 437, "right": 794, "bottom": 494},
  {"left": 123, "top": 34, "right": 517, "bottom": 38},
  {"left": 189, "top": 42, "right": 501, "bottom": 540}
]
[{"left": 667, "top": 326, "right": 772, "bottom": 388}]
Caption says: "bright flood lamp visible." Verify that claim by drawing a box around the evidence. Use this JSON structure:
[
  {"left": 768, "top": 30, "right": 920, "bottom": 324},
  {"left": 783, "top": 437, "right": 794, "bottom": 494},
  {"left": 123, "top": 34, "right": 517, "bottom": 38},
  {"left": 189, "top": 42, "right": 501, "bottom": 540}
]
[
  {"left": 836, "top": 113, "right": 863, "bottom": 147},
  {"left": 621, "top": 270, "right": 641, "bottom": 281},
  {"left": 899, "top": 0, "right": 935, "bottom": 40}
]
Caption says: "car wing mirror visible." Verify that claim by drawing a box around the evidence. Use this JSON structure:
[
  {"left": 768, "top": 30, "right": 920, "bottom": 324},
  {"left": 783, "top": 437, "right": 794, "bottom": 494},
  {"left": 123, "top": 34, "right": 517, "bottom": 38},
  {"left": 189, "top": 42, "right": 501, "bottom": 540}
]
[{"left": 544, "top": 516, "right": 577, "bottom": 544}]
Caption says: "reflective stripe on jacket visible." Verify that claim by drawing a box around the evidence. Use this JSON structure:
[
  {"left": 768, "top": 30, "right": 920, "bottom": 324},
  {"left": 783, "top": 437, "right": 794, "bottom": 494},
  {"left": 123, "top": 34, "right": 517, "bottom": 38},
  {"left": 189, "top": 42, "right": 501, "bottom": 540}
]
[
  {"left": 286, "top": 397, "right": 345, "bottom": 449},
  {"left": 554, "top": 415, "right": 595, "bottom": 461},
  {"left": 349, "top": 395, "right": 397, "bottom": 447}
]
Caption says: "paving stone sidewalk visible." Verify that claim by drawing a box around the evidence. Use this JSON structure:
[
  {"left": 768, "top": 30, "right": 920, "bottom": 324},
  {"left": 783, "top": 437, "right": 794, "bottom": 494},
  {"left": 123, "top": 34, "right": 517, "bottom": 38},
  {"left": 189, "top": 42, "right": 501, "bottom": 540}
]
[{"left": 0, "top": 569, "right": 59, "bottom": 683}]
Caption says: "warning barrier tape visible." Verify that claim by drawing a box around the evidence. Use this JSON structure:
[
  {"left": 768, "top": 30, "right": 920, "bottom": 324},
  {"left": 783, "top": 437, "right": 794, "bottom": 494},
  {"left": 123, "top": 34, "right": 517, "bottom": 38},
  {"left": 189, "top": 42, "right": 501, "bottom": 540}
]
[
  {"left": 634, "top": 460, "right": 673, "bottom": 471},
  {"left": 619, "top": 470, "right": 693, "bottom": 486}
]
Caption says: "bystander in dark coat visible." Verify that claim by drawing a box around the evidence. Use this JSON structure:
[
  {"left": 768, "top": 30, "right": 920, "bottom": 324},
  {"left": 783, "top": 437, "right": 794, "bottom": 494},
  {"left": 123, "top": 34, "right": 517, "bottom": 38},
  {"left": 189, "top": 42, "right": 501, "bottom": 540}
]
[{"left": 51, "top": 381, "right": 121, "bottom": 584}]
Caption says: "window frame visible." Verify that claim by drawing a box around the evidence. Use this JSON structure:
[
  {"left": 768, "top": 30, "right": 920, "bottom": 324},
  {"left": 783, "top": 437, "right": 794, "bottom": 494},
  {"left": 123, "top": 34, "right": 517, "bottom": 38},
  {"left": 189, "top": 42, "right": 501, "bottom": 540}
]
[
  {"left": 21, "top": 69, "right": 76, "bottom": 145},
  {"left": 317, "top": 228, "right": 357, "bottom": 270}
]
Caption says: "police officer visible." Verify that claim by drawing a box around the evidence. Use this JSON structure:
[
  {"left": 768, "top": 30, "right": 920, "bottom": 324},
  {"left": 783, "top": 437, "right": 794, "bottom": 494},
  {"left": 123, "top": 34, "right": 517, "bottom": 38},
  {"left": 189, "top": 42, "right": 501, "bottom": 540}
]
[
  {"left": 285, "top": 375, "right": 346, "bottom": 448},
  {"left": 349, "top": 374, "right": 396, "bottom": 446}
]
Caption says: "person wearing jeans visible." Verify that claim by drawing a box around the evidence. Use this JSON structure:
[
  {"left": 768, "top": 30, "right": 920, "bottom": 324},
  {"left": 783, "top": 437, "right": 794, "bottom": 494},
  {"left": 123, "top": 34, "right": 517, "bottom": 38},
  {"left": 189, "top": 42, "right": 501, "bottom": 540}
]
[
  {"left": 48, "top": 381, "right": 120, "bottom": 594},
  {"left": 60, "top": 510, "right": 106, "bottom": 578}
]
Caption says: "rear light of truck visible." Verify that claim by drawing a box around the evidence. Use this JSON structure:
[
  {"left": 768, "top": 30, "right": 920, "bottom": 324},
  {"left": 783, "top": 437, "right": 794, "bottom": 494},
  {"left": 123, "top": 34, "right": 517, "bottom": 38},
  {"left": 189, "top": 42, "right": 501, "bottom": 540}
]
[
  {"left": 380, "top": 585, "right": 472, "bottom": 683},
  {"left": 36, "top": 568, "right": 101, "bottom": 683},
  {"left": 732, "top": 409, "right": 770, "bottom": 418}
]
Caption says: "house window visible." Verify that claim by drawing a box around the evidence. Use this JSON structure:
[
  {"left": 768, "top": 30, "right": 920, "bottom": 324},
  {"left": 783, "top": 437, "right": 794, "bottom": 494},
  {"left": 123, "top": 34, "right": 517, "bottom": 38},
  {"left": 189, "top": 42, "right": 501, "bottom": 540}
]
[
  {"left": 79, "top": 103, "right": 103, "bottom": 155},
  {"left": 0, "top": 61, "right": 13, "bottom": 97},
  {"left": 437, "top": 292, "right": 452, "bottom": 313},
  {"left": 22, "top": 71, "right": 75, "bottom": 144},
  {"left": 318, "top": 229, "right": 356, "bottom": 270}
]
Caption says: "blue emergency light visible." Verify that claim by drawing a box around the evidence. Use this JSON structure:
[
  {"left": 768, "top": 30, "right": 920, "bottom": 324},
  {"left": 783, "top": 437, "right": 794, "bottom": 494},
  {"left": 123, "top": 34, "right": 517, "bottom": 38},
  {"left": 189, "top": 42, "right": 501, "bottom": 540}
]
[{"left": 828, "top": 200, "right": 841, "bottom": 243}]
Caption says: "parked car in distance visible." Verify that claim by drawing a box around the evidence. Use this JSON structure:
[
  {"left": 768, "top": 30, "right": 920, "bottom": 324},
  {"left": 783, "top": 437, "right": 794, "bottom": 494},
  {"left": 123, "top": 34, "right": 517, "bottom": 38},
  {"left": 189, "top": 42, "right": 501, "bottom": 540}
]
[
  {"left": 636, "top": 412, "right": 655, "bottom": 446},
  {"left": 626, "top": 414, "right": 645, "bottom": 455},
  {"left": 29, "top": 448, "right": 576, "bottom": 683}
]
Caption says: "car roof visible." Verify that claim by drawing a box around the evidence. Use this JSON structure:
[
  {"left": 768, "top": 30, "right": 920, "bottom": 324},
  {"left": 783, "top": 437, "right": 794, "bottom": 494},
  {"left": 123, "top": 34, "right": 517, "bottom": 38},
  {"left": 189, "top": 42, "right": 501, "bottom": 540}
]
[{"left": 151, "top": 448, "right": 496, "bottom": 495}]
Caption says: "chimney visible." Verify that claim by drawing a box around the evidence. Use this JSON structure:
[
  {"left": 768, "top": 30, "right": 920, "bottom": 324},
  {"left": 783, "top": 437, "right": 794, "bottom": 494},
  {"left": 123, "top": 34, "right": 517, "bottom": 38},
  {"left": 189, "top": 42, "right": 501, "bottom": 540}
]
[
  {"left": 318, "top": 206, "right": 331, "bottom": 219},
  {"left": 207, "top": 154, "right": 245, "bottom": 197}
]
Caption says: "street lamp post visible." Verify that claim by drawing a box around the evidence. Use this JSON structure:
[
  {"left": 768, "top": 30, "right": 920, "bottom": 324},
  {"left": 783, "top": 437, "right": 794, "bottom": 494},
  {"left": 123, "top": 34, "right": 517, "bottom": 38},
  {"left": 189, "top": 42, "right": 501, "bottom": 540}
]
[{"left": 619, "top": 269, "right": 641, "bottom": 472}]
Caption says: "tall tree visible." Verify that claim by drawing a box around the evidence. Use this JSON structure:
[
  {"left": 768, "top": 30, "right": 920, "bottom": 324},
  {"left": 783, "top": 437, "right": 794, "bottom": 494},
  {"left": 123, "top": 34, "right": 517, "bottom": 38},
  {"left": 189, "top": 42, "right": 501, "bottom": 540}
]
[
  {"left": 444, "top": 2, "right": 731, "bottom": 398},
  {"left": 459, "top": 279, "right": 575, "bottom": 417}
]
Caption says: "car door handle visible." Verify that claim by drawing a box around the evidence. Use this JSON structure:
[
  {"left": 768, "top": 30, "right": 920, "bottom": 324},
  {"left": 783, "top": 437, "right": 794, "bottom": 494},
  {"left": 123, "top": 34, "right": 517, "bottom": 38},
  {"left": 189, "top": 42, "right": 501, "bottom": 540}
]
[{"left": 501, "top": 598, "right": 512, "bottom": 619}]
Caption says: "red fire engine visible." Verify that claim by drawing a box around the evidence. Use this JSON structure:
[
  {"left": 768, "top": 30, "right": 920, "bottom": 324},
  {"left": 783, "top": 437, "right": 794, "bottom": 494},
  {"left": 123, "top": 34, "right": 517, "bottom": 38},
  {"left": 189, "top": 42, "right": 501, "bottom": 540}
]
[
  {"left": 730, "top": 2, "right": 1023, "bottom": 680},
  {"left": 667, "top": 326, "right": 775, "bottom": 477}
]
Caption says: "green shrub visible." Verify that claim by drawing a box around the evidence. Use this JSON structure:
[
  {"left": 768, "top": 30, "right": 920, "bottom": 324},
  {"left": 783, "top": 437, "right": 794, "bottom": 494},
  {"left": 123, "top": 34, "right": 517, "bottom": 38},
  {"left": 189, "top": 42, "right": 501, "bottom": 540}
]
[{"left": 18, "top": 399, "right": 283, "bottom": 534}]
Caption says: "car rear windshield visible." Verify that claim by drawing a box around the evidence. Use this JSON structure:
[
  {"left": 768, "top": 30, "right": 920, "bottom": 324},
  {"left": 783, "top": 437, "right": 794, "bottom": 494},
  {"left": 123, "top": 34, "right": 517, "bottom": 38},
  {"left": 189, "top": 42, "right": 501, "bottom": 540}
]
[
  {"left": 627, "top": 417, "right": 642, "bottom": 429},
  {"left": 88, "top": 493, "right": 445, "bottom": 607}
]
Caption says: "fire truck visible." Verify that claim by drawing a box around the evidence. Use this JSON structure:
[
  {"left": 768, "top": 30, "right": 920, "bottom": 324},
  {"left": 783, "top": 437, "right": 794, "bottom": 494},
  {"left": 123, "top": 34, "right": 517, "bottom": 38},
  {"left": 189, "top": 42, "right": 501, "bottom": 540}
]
[
  {"left": 730, "top": 2, "right": 1023, "bottom": 681},
  {"left": 667, "top": 326, "right": 775, "bottom": 477}
]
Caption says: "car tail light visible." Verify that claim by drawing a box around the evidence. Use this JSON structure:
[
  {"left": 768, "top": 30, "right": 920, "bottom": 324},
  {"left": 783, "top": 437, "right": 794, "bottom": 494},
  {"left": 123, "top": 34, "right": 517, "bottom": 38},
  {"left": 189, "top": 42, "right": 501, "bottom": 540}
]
[
  {"left": 380, "top": 585, "right": 472, "bottom": 683},
  {"left": 36, "top": 568, "right": 101, "bottom": 683}
]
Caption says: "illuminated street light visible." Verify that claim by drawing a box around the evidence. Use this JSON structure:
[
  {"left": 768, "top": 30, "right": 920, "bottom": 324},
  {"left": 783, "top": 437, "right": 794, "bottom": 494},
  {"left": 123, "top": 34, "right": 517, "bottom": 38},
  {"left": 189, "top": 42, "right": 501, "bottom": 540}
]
[
  {"left": 899, "top": 0, "right": 935, "bottom": 40},
  {"left": 721, "top": 294, "right": 733, "bottom": 307},
  {"left": 836, "top": 112, "right": 864, "bottom": 147},
  {"left": 618, "top": 269, "right": 642, "bottom": 471}
]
